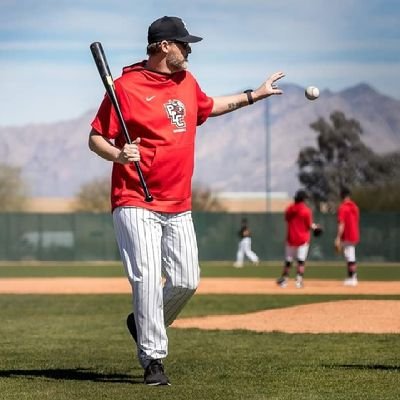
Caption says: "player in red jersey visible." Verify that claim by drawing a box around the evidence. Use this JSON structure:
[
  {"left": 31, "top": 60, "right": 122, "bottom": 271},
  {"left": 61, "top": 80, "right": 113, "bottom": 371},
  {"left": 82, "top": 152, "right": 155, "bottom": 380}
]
[
  {"left": 276, "top": 190, "right": 320, "bottom": 288},
  {"left": 335, "top": 187, "right": 360, "bottom": 286},
  {"left": 89, "top": 16, "right": 285, "bottom": 385}
]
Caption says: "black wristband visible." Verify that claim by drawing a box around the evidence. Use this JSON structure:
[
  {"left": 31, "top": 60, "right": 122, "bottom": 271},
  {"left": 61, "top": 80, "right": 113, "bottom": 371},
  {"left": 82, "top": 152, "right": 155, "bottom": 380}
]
[{"left": 244, "top": 89, "right": 254, "bottom": 105}]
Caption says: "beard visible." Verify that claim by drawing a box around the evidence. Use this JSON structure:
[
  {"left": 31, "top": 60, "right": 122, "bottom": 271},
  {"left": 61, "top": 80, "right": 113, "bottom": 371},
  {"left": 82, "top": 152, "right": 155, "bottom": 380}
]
[{"left": 166, "top": 52, "right": 188, "bottom": 72}]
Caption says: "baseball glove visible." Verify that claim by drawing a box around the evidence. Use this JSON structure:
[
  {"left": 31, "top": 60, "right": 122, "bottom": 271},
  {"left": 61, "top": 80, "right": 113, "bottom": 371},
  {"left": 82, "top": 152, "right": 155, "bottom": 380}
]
[
  {"left": 334, "top": 239, "right": 342, "bottom": 254},
  {"left": 312, "top": 225, "right": 324, "bottom": 237}
]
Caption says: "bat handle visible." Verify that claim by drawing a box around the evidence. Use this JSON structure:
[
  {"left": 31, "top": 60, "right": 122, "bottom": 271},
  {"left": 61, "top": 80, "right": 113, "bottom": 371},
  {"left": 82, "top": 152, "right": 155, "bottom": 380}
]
[
  {"left": 134, "top": 161, "right": 153, "bottom": 202},
  {"left": 118, "top": 120, "right": 153, "bottom": 203}
]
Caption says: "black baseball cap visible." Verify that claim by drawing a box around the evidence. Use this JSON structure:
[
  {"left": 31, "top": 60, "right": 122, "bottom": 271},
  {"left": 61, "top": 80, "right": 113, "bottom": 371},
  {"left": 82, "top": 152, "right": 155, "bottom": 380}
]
[
  {"left": 147, "top": 16, "right": 202, "bottom": 44},
  {"left": 294, "top": 189, "right": 308, "bottom": 203},
  {"left": 340, "top": 186, "right": 351, "bottom": 199}
]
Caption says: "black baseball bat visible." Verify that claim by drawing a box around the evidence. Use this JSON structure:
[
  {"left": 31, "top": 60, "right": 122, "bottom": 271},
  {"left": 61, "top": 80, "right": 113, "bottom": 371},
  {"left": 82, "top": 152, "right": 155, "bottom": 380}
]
[{"left": 90, "top": 41, "right": 153, "bottom": 202}]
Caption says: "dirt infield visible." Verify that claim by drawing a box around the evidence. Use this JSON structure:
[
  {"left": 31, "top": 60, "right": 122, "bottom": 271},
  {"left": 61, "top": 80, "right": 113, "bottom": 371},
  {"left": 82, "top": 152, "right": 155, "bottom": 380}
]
[
  {"left": 1, "top": 277, "right": 399, "bottom": 333},
  {"left": 0, "top": 277, "right": 399, "bottom": 295},
  {"left": 172, "top": 300, "right": 400, "bottom": 334}
]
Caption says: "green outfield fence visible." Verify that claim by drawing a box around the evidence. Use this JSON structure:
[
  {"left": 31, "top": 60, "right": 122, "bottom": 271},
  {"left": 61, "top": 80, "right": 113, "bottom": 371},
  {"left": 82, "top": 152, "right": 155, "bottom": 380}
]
[{"left": 0, "top": 212, "right": 399, "bottom": 262}]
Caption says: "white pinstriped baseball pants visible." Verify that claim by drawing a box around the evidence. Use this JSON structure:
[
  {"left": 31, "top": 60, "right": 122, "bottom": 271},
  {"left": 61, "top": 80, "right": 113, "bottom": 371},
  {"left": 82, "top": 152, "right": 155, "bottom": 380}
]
[{"left": 113, "top": 207, "right": 200, "bottom": 369}]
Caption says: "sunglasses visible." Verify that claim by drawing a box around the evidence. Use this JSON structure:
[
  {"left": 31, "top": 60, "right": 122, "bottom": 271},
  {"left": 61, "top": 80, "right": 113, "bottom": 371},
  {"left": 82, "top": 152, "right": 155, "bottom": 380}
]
[{"left": 168, "top": 41, "right": 191, "bottom": 51}]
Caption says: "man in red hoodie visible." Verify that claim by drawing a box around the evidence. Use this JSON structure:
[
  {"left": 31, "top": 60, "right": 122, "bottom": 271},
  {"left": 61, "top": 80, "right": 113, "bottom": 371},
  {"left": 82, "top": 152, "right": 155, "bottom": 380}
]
[
  {"left": 277, "top": 189, "right": 319, "bottom": 288},
  {"left": 335, "top": 187, "right": 360, "bottom": 286},
  {"left": 89, "top": 16, "right": 285, "bottom": 385}
]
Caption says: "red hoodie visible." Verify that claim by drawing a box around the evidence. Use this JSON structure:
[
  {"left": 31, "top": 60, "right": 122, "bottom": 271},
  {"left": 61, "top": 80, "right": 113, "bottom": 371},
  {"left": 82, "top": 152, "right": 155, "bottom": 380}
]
[
  {"left": 285, "top": 202, "right": 313, "bottom": 246},
  {"left": 91, "top": 61, "right": 214, "bottom": 212}
]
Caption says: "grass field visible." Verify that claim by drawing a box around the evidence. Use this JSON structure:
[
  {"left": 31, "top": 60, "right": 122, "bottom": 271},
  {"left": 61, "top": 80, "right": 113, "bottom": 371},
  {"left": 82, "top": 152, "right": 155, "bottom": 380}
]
[
  {"left": 1, "top": 260, "right": 400, "bottom": 280},
  {"left": 0, "top": 262, "right": 399, "bottom": 399}
]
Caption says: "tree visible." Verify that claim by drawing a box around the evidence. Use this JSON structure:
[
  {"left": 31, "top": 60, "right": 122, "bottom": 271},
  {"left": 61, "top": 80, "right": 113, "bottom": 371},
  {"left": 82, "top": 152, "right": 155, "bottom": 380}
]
[
  {"left": 352, "top": 180, "right": 400, "bottom": 211},
  {"left": 0, "top": 163, "right": 28, "bottom": 211},
  {"left": 74, "top": 176, "right": 110, "bottom": 212},
  {"left": 191, "top": 184, "right": 226, "bottom": 212},
  {"left": 74, "top": 177, "right": 225, "bottom": 212},
  {"left": 297, "top": 111, "right": 400, "bottom": 211}
]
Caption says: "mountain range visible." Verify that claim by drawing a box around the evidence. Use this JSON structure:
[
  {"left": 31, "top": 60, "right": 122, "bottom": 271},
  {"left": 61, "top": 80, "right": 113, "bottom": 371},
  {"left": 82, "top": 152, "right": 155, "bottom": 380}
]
[{"left": 0, "top": 83, "right": 399, "bottom": 197}]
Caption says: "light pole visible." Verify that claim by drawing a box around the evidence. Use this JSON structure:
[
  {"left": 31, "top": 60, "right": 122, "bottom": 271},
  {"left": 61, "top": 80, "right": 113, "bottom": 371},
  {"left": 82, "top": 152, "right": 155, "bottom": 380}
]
[{"left": 265, "top": 100, "right": 271, "bottom": 213}]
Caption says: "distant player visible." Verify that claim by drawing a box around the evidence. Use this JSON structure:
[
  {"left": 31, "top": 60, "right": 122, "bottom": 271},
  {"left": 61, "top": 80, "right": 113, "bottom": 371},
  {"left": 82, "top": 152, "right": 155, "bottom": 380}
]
[
  {"left": 234, "top": 218, "right": 259, "bottom": 268},
  {"left": 277, "top": 189, "right": 321, "bottom": 288},
  {"left": 335, "top": 187, "right": 360, "bottom": 286}
]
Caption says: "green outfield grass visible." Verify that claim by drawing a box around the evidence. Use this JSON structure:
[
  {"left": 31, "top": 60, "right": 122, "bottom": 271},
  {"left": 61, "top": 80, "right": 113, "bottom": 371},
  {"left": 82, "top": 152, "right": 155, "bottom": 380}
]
[
  {"left": 0, "top": 294, "right": 399, "bottom": 400},
  {"left": 0, "top": 261, "right": 400, "bottom": 280}
]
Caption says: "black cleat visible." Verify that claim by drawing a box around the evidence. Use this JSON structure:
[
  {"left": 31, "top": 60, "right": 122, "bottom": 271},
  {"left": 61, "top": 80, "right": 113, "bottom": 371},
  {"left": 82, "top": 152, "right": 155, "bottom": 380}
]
[
  {"left": 144, "top": 360, "right": 171, "bottom": 386},
  {"left": 276, "top": 276, "right": 288, "bottom": 288},
  {"left": 126, "top": 312, "right": 138, "bottom": 344}
]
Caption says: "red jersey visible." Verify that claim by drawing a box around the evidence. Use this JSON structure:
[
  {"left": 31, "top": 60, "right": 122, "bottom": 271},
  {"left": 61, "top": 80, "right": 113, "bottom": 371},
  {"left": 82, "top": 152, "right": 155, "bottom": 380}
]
[
  {"left": 338, "top": 199, "right": 360, "bottom": 243},
  {"left": 285, "top": 202, "right": 313, "bottom": 246},
  {"left": 91, "top": 61, "right": 214, "bottom": 212}
]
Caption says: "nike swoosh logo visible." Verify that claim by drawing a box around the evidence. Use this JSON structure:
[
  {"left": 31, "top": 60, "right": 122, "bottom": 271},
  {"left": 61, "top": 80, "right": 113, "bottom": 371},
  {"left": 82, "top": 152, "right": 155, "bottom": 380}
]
[{"left": 146, "top": 96, "right": 156, "bottom": 101}]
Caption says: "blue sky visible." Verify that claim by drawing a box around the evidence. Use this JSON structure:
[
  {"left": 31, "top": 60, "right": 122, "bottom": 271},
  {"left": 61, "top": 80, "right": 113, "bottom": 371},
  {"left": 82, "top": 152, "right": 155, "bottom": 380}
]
[{"left": 1, "top": 0, "right": 399, "bottom": 126}]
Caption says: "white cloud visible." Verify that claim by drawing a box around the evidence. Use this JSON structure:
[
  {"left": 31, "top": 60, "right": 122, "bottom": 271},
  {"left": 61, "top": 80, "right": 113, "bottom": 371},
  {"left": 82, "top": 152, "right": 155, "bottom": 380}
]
[
  {"left": 0, "top": 39, "right": 142, "bottom": 52},
  {"left": 0, "top": 61, "right": 102, "bottom": 125},
  {"left": 0, "top": 0, "right": 399, "bottom": 125}
]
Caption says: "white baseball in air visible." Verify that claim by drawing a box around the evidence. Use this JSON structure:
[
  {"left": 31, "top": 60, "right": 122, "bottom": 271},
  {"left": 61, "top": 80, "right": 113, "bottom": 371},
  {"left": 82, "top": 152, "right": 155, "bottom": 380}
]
[{"left": 305, "top": 86, "right": 320, "bottom": 100}]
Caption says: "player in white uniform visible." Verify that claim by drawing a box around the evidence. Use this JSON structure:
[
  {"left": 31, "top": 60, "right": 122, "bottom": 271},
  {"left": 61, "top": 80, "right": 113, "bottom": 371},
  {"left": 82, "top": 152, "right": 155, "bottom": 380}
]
[{"left": 234, "top": 218, "right": 259, "bottom": 267}]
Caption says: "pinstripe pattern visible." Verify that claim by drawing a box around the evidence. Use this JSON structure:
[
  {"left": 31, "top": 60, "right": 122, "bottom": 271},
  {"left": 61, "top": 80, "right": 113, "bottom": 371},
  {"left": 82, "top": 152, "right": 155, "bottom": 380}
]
[{"left": 113, "top": 206, "right": 199, "bottom": 369}]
